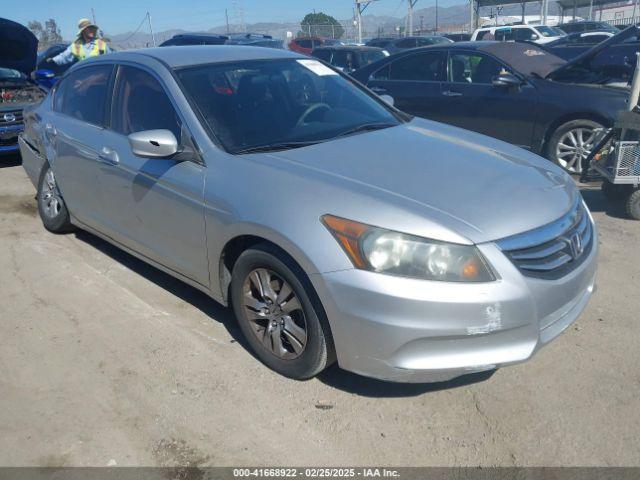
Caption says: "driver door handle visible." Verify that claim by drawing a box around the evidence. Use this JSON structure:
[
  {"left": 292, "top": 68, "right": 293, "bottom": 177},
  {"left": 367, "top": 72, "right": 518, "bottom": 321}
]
[
  {"left": 98, "top": 147, "right": 119, "bottom": 166},
  {"left": 442, "top": 90, "right": 462, "bottom": 97},
  {"left": 370, "top": 86, "right": 387, "bottom": 94}
]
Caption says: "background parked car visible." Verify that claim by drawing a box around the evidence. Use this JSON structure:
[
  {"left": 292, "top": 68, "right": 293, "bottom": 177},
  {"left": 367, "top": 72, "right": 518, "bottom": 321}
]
[
  {"left": 159, "top": 33, "right": 228, "bottom": 46},
  {"left": 367, "top": 36, "right": 452, "bottom": 54},
  {"left": 311, "top": 46, "right": 388, "bottom": 74},
  {"left": 444, "top": 33, "right": 472, "bottom": 42},
  {"left": 472, "top": 24, "right": 565, "bottom": 44},
  {"left": 288, "top": 37, "right": 324, "bottom": 55},
  {"left": 0, "top": 17, "right": 46, "bottom": 156},
  {"left": 558, "top": 20, "right": 618, "bottom": 34},
  {"left": 35, "top": 43, "right": 71, "bottom": 88},
  {"left": 224, "top": 33, "right": 283, "bottom": 49},
  {"left": 352, "top": 41, "right": 628, "bottom": 174}
]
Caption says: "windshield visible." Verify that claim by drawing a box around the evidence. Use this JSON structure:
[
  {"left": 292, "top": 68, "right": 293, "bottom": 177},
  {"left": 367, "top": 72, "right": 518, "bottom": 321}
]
[
  {"left": 0, "top": 68, "right": 25, "bottom": 80},
  {"left": 536, "top": 26, "right": 563, "bottom": 37},
  {"left": 177, "top": 58, "right": 401, "bottom": 154}
]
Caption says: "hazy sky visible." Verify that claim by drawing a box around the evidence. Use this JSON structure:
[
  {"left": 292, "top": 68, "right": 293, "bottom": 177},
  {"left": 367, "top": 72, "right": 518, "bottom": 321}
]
[{"left": 7, "top": 0, "right": 460, "bottom": 39}]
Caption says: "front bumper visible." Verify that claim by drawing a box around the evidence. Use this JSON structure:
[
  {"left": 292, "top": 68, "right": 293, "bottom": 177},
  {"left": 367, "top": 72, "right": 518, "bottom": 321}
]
[
  {"left": 0, "top": 124, "right": 23, "bottom": 154},
  {"left": 311, "top": 226, "right": 598, "bottom": 383}
]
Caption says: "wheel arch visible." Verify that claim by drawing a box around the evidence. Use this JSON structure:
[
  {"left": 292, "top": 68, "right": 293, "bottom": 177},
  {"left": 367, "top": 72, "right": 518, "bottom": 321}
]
[{"left": 540, "top": 111, "right": 610, "bottom": 156}]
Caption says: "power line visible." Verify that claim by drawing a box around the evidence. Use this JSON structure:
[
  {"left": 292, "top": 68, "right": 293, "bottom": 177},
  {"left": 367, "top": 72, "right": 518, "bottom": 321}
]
[{"left": 119, "top": 13, "right": 150, "bottom": 44}]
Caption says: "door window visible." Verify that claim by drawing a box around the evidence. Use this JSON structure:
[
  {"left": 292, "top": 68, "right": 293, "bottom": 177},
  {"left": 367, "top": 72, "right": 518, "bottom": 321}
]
[
  {"left": 60, "top": 65, "right": 113, "bottom": 126},
  {"left": 297, "top": 39, "right": 312, "bottom": 49},
  {"left": 396, "top": 38, "right": 418, "bottom": 49},
  {"left": 372, "top": 51, "right": 445, "bottom": 81},
  {"left": 448, "top": 53, "right": 508, "bottom": 84},
  {"left": 331, "top": 50, "right": 355, "bottom": 70},
  {"left": 111, "top": 66, "right": 181, "bottom": 139},
  {"left": 514, "top": 28, "right": 535, "bottom": 41}
]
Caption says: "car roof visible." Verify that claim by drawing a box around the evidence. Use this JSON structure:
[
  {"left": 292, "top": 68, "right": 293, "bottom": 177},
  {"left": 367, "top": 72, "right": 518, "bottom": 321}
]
[
  {"left": 93, "top": 45, "right": 303, "bottom": 69},
  {"left": 314, "top": 45, "right": 383, "bottom": 51}
]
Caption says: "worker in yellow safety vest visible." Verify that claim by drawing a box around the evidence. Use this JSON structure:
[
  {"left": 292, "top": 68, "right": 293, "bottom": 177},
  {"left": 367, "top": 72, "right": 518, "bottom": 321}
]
[{"left": 52, "top": 18, "right": 112, "bottom": 65}]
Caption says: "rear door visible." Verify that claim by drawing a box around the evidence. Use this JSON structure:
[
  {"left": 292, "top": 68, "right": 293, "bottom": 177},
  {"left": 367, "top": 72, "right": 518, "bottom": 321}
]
[
  {"left": 96, "top": 64, "right": 209, "bottom": 285},
  {"left": 439, "top": 50, "right": 538, "bottom": 148},
  {"left": 365, "top": 50, "right": 448, "bottom": 121},
  {"left": 49, "top": 64, "right": 114, "bottom": 229}
]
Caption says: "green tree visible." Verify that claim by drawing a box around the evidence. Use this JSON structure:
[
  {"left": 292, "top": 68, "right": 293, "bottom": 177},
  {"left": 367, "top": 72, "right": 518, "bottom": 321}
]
[
  {"left": 28, "top": 19, "right": 63, "bottom": 49},
  {"left": 300, "top": 12, "right": 344, "bottom": 39}
]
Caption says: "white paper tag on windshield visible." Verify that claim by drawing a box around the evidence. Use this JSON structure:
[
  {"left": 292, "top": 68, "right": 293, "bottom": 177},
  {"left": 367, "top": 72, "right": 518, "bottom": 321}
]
[{"left": 297, "top": 59, "right": 338, "bottom": 76}]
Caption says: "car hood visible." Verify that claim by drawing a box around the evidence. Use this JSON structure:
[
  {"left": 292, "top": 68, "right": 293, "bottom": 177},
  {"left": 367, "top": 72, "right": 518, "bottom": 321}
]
[
  {"left": 265, "top": 119, "right": 577, "bottom": 244},
  {"left": 0, "top": 18, "right": 38, "bottom": 75},
  {"left": 547, "top": 24, "right": 639, "bottom": 79}
]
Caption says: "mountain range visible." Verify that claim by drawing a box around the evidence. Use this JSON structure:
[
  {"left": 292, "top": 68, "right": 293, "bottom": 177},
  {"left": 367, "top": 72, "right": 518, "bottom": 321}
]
[{"left": 109, "top": 2, "right": 571, "bottom": 49}]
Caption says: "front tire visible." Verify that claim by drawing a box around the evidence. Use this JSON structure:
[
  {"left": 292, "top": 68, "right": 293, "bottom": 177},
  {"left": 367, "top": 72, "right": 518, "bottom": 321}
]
[
  {"left": 37, "top": 164, "right": 74, "bottom": 233},
  {"left": 230, "top": 244, "right": 335, "bottom": 380},
  {"left": 547, "top": 119, "right": 603, "bottom": 175}
]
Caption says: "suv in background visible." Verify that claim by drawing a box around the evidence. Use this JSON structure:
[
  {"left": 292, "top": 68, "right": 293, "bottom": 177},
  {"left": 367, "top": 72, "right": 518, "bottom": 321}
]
[
  {"left": 311, "top": 46, "right": 388, "bottom": 74},
  {"left": 160, "top": 33, "right": 228, "bottom": 46},
  {"left": 471, "top": 24, "right": 565, "bottom": 44},
  {"left": 288, "top": 37, "right": 324, "bottom": 55},
  {"left": 558, "top": 20, "right": 618, "bottom": 34}
]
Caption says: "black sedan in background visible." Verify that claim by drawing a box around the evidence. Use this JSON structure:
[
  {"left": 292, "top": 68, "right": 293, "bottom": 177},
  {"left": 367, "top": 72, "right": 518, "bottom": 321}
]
[
  {"left": 311, "top": 46, "right": 387, "bottom": 74},
  {"left": 365, "top": 36, "right": 452, "bottom": 54},
  {"left": 353, "top": 41, "right": 629, "bottom": 173}
]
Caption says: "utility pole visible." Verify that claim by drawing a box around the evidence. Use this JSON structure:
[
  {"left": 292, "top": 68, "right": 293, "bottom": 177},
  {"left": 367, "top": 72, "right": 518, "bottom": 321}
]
[
  {"left": 147, "top": 12, "right": 156, "bottom": 47},
  {"left": 469, "top": 0, "right": 475, "bottom": 33},
  {"left": 91, "top": 8, "right": 96, "bottom": 24},
  {"left": 225, "top": 9, "right": 230, "bottom": 34},
  {"left": 355, "top": 0, "right": 377, "bottom": 44},
  {"left": 407, "top": 0, "right": 419, "bottom": 36},
  {"left": 435, "top": 0, "right": 438, "bottom": 32}
]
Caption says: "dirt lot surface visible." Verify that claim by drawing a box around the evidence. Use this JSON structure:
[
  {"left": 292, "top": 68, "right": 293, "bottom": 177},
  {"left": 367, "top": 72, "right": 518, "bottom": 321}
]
[{"left": 1, "top": 156, "right": 639, "bottom": 467}]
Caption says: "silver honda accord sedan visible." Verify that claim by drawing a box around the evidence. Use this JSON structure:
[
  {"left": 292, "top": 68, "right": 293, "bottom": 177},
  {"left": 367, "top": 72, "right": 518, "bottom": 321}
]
[{"left": 18, "top": 46, "right": 597, "bottom": 382}]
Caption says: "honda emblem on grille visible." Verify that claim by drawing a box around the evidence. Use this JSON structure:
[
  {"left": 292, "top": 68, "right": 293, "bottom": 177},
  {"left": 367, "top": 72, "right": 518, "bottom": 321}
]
[
  {"left": 3, "top": 113, "right": 16, "bottom": 123},
  {"left": 569, "top": 232, "right": 584, "bottom": 259}
]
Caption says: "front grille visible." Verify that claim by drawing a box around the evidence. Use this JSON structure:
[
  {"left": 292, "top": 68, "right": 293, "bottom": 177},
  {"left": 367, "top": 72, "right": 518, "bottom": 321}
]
[
  {"left": 0, "top": 109, "right": 23, "bottom": 126},
  {"left": 496, "top": 199, "right": 593, "bottom": 280}
]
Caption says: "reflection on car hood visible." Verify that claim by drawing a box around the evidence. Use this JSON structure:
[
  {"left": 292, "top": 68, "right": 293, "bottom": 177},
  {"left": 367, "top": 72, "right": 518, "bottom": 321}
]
[
  {"left": 267, "top": 118, "right": 577, "bottom": 244},
  {"left": 547, "top": 24, "right": 640, "bottom": 78},
  {"left": 0, "top": 18, "right": 38, "bottom": 75}
]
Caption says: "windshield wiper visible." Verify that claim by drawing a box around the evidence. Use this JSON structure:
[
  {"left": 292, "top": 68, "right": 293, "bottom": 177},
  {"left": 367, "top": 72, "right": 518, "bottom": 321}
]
[
  {"left": 334, "top": 122, "right": 397, "bottom": 139},
  {"left": 233, "top": 140, "right": 324, "bottom": 154}
]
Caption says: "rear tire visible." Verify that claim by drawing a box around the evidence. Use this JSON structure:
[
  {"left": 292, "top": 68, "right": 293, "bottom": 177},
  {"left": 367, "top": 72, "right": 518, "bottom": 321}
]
[
  {"left": 547, "top": 119, "right": 603, "bottom": 175},
  {"left": 37, "top": 164, "right": 74, "bottom": 233},
  {"left": 626, "top": 189, "right": 640, "bottom": 220},
  {"left": 230, "top": 243, "right": 335, "bottom": 380}
]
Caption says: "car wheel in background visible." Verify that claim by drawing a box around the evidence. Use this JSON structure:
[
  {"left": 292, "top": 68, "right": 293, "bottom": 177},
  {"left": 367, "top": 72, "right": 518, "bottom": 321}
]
[
  {"left": 601, "top": 181, "right": 632, "bottom": 201},
  {"left": 547, "top": 119, "right": 604, "bottom": 174},
  {"left": 626, "top": 189, "right": 640, "bottom": 220},
  {"left": 37, "top": 164, "right": 74, "bottom": 233},
  {"left": 230, "top": 243, "right": 335, "bottom": 380}
]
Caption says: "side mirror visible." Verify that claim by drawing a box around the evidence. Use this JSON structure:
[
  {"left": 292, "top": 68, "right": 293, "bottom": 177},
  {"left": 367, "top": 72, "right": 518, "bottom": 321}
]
[
  {"left": 492, "top": 73, "right": 522, "bottom": 88},
  {"left": 34, "top": 69, "right": 55, "bottom": 80},
  {"left": 380, "top": 94, "right": 395, "bottom": 106},
  {"left": 128, "top": 129, "right": 179, "bottom": 158},
  {"left": 531, "top": 34, "right": 540, "bottom": 41}
]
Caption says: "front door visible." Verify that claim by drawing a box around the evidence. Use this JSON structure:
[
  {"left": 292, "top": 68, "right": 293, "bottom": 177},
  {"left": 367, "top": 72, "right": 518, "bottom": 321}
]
[
  {"left": 439, "top": 51, "right": 538, "bottom": 149},
  {"left": 365, "top": 50, "right": 448, "bottom": 122},
  {"left": 96, "top": 65, "right": 209, "bottom": 286}
]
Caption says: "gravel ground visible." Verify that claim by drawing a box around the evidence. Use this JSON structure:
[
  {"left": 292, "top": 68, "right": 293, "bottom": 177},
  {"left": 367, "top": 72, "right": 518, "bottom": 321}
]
[{"left": 1, "top": 156, "right": 639, "bottom": 467}]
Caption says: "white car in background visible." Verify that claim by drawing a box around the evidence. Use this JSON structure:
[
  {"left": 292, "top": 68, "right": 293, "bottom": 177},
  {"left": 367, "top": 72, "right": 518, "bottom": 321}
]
[{"left": 472, "top": 24, "right": 566, "bottom": 44}]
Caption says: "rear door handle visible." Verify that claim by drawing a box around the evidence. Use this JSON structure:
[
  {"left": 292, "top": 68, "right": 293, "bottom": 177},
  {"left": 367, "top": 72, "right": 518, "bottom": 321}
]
[
  {"left": 442, "top": 90, "right": 462, "bottom": 97},
  {"left": 98, "top": 147, "right": 119, "bottom": 165},
  {"left": 370, "top": 86, "right": 387, "bottom": 94}
]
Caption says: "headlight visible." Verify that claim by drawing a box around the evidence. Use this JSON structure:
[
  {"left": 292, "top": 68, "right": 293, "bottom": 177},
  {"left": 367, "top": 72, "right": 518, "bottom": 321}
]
[{"left": 322, "top": 215, "right": 495, "bottom": 282}]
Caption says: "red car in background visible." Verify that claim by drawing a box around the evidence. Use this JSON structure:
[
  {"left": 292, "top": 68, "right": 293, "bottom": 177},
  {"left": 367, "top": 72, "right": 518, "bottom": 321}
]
[{"left": 288, "top": 37, "right": 326, "bottom": 55}]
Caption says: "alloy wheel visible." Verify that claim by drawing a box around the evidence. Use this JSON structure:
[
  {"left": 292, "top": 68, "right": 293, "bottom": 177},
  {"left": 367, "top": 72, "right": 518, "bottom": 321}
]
[
  {"left": 242, "top": 268, "right": 307, "bottom": 360},
  {"left": 555, "top": 127, "right": 597, "bottom": 174},
  {"left": 40, "top": 169, "right": 62, "bottom": 219}
]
